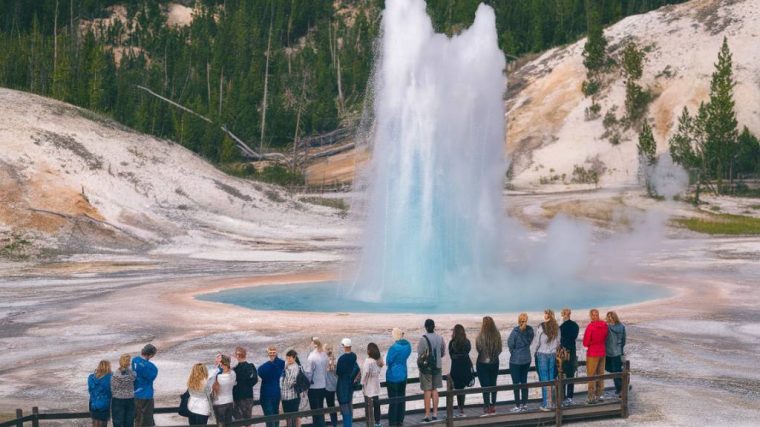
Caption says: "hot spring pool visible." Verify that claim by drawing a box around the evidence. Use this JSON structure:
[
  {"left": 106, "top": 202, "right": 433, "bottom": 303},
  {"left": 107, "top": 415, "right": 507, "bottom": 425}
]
[{"left": 198, "top": 280, "right": 669, "bottom": 314}]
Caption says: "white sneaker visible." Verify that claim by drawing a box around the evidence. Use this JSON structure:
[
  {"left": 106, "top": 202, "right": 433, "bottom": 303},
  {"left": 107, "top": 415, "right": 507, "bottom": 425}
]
[
  {"left": 510, "top": 406, "right": 522, "bottom": 413},
  {"left": 520, "top": 405, "right": 528, "bottom": 412},
  {"left": 539, "top": 405, "right": 551, "bottom": 412},
  {"left": 562, "top": 398, "right": 573, "bottom": 407}
]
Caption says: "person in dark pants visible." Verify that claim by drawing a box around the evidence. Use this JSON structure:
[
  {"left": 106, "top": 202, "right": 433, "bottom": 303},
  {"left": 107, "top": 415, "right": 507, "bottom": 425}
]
[
  {"left": 507, "top": 313, "right": 534, "bottom": 412},
  {"left": 258, "top": 346, "right": 285, "bottom": 427},
  {"left": 448, "top": 325, "right": 473, "bottom": 417},
  {"left": 186, "top": 363, "right": 213, "bottom": 425},
  {"left": 280, "top": 350, "right": 302, "bottom": 427},
  {"left": 475, "top": 316, "right": 502, "bottom": 414},
  {"left": 324, "top": 344, "right": 339, "bottom": 427},
  {"left": 306, "top": 338, "right": 329, "bottom": 427},
  {"left": 559, "top": 308, "right": 579, "bottom": 405},
  {"left": 110, "top": 354, "right": 135, "bottom": 427},
  {"left": 385, "top": 328, "right": 411, "bottom": 427},
  {"left": 132, "top": 344, "right": 158, "bottom": 426},
  {"left": 88, "top": 360, "right": 112, "bottom": 427},
  {"left": 336, "top": 338, "right": 361, "bottom": 427},
  {"left": 232, "top": 346, "right": 258, "bottom": 426},
  {"left": 605, "top": 311, "right": 627, "bottom": 397}
]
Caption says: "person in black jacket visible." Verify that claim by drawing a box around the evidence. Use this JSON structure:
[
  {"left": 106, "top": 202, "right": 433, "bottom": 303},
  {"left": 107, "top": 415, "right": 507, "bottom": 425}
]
[
  {"left": 448, "top": 324, "right": 473, "bottom": 417},
  {"left": 559, "top": 308, "right": 579, "bottom": 405},
  {"left": 232, "top": 346, "right": 258, "bottom": 426}
]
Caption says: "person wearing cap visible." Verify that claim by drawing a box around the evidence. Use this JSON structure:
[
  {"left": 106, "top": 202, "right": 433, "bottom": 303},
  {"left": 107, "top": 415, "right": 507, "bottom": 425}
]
[
  {"left": 306, "top": 338, "right": 329, "bottom": 427},
  {"left": 385, "top": 328, "right": 411, "bottom": 427},
  {"left": 336, "top": 338, "right": 360, "bottom": 427},
  {"left": 132, "top": 344, "right": 158, "bottom": 426},
  {"left": 258, "top": 346, "right": 285, "bottom": 427},
  {"left": 417, "top": 319, "right": 446, "bottom": 423}
]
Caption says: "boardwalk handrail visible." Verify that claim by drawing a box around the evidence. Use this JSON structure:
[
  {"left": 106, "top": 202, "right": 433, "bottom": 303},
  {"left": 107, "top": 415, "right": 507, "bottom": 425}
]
[{"left": 1, "top": 360, "right": 630, "bottom": 427}]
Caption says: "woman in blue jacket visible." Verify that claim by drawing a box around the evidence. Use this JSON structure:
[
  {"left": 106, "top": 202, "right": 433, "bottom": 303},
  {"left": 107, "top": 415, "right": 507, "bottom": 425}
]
[
  {"left": 88, "top": 360, "right": 113, "bottom": 427},
  {"left": 385, "top": 328, "right": 412, "bottom": 427}
]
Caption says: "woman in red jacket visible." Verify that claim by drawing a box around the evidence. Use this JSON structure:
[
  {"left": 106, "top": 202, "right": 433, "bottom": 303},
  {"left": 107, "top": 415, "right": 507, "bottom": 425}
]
[{"left": 582, "top": 309, "right": 608, "bottom": 404}]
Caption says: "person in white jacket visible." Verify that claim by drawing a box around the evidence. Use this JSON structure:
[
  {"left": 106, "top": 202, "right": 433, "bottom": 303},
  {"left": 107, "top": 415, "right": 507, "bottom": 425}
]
[
  {"left": 535, "top": 309, "right": 561, "bottom": 411},
  {"left": 186, "top": 363, "right": 213, "bottom": 425},
  {"left": 361, "top": 343, "right": 384, "bottom": 427}
]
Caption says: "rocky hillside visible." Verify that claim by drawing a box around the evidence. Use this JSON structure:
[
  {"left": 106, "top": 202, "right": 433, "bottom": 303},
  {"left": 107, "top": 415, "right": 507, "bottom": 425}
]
[
  {"left": 0, "top": 89, "right": 345, "bottom": 259},
  {"left": 307, "top": 0, "right": 760, "bottom": 188}
]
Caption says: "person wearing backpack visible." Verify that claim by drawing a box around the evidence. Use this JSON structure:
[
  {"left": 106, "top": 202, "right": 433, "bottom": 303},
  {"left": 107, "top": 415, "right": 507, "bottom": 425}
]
[
  {"left": 280, "top": 350, "right": 302, "bottom": 427},
  {"left": 258, "top": 346, "right": 285, "bottom": 427},
  {"left": 212, "top": 354, "right": 237, "bottom": 427},
  {"left": 417, "top": 319, "right": 445, "bottom": 423},
  {"left": 385, "top": 328, "right": 411, "bottom": 427},
  {"left": 336, "top": 338, "right": 360, "bottom": 427},
  {"left": 361, "top": 343, "right": 384, "bottom": 427},
  {"left": 232, "top": 346, "right": 258, "bottom": 426},
  {"left": 88, "top": 360, "right": 112, "bottom": 427}
]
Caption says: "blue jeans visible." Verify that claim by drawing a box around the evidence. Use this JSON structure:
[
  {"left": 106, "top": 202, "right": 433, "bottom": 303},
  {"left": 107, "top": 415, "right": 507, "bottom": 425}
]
[
  {"left": 339, "top": 403, "right": 352, "bottom": 427},
  {"left": 536, "top": 353, "right": 556, "bottom": 407},
  {"left": 260, "top": 398, "right": 280, "bottom": 427}
]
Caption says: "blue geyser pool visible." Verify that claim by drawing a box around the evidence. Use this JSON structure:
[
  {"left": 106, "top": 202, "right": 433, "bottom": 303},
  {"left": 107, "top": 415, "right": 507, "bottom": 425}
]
[{"left": 198, "top": 280, "right": 668, "bottom": 314}]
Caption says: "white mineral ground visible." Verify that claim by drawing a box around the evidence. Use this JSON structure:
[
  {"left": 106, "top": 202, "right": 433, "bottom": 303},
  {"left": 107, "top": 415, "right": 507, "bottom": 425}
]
[{"left": 1, "top": 191, "right": 759, "bottom": 426}]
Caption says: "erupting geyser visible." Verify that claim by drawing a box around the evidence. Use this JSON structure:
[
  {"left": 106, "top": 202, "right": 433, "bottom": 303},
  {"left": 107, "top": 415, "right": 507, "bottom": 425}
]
[{"left": 347, "top": 0, "right": 507, "bottom": 302}]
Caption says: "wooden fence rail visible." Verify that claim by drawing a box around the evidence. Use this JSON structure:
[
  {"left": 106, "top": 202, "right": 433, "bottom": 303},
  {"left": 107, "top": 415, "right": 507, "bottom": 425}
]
[{"left": 1, "top": 360, "right": 630, "bottom": 427}]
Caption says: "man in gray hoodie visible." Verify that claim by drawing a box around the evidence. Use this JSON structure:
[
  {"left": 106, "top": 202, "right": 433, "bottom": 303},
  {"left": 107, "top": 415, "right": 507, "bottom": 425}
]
[
  {"left": 417, "top": 319, "right": 445, "bottom": 422},
  {"left": 605, "top": 311, "right": 627, "bottom": 397}
]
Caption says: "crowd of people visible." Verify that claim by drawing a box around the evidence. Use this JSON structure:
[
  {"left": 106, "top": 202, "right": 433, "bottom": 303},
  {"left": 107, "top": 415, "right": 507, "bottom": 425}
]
[{"left": 86, "top": 308, "right": 626, "bottom": 427}]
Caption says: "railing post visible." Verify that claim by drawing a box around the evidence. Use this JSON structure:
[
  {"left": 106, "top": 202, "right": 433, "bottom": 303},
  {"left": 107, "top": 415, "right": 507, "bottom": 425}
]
[
  {"left": 365, "top": 396, "right": 375, "bottom": 426},
  {"left": 445, "top": 377, "right": 454, "bottom": 427},
  {"left": 621, "top": 359, "right": 631, "bottom": 418},
  {"left": 31, "top": 407, "right": 39, "bottom": 427},
  {"left": 555, "top": 368, "right": 564, "bottom": 426},
  {"left": 14, "top": 409, "right": 22, "bottom": 427}
]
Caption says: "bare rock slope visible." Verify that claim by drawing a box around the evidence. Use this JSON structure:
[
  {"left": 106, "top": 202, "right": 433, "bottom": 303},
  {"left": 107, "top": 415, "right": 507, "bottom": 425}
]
[{"left": 0, "top": 89, "right": 344, "bottom": 259}]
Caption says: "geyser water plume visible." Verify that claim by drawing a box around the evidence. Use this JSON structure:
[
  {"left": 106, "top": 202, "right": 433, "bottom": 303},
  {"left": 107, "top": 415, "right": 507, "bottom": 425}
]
[{"left": 347, "top": 0, "right": 507, "bottom": 302}]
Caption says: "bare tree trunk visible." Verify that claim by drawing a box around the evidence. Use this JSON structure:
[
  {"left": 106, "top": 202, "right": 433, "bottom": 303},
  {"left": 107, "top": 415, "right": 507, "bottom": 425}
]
[
  {"left": 292, "top": 72, "right": 307, "bottom": 171},
  {"left": 260, "top": 9, "right": 274, "bottom": 154},
  {"left": 336, "top": 50, "right": 344, "bottom": 116},
  {"left": 219, "top": 67, "right": 223, "bottom": 116},
  {"left": 54, "top": 0, "right": 59, "bottom": 74},
  {"left": 206, "top": 61, "right": 211, "bottom": 109}
]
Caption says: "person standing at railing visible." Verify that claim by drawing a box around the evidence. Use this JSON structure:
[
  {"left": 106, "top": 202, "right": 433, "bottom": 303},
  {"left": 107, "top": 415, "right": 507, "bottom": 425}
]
[
  {"left": 132, "top": 343, "right": 158, "bottom": 426},
  {"left": 258, "top": 346, "right": 285, "bottom": 427},
  {"left": 535, "top": 309, "right": 561, "bottom": 412},
  {"left": 605, "top": 311, "right": 627, "bottom": 398},
  {"left": 280, "top": 350, "right": 302, "bottom": 427},
  {"left": 385, "top": 328, "right": 411, "bottom": 427},
  {"left": 448, "top": 324, "right": 473, "bottom": 417},
  {"left": 306, "top": 338, "right": 329, "bottom": 427},
  {"left": 507, "top": 313, "right": 534, "bottom": 413},
  {"left": 212, "top": 354, "right": 237, "bottom": 427},
  {"left": 232, "top": 346, "right": 258, "bottom": 426},
  {"left": 559, "top": 308, "right": 580, "bottom": 406},
  {"left": 476, "top": 316, "right": 502, "bottom": 415},
  {"left": 111, "top": 354, "right": 136, "bottom": 427},
  {"left": 185, "top": 363, "right": 213, "bottom": 425},
  {"left": 583, "top": 309, "right": 609, "bottom": 404},
  {"left": 324, "top": 344, "right": 339, "bottom": 427},
  {"left": 361, "top": 343, "right": 384, "bottom": 427},
  {"left": 417, "top": 318, "right": 446, "bottom": 423},
  {"left": 88, "top": 360, "right": 112, "bottom": 427},
  {"left": 336, "top": 338, "right": 361, "bottom": 427}
]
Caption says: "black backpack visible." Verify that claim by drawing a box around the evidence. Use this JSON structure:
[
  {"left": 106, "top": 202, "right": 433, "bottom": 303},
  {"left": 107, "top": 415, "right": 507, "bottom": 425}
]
[
  {"left": 417, "top": 335, "right": 437, "bottom": 374},
  {"left": 178, "top": 390, "right": 190, "bottom": 417},
  {"left": 294, "top": 366, "right": 311, "bottom": 394}
]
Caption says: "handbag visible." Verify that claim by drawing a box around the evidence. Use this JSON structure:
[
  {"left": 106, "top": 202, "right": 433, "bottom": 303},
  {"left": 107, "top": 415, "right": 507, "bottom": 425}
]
[
  {"left": 467, "top": 363, "right": 476, "bottom": 388},
  {"left": 178, "top": 390, "right": 191, "bottom": 417}
]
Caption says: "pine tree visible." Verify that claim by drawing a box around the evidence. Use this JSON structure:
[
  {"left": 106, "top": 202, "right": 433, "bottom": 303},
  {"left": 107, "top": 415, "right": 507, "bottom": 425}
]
[
  {"left": 582, "top": 6, "right": 608, "bottom": 77},
  {"left": 638, "top": 120, "right": 657, "bottom": 195},
  {"left": 735, "top": 127, "right": 760, "bottom": 176},
  {"left": 704, "top": 37, "right": 738, "bottom": 183}
]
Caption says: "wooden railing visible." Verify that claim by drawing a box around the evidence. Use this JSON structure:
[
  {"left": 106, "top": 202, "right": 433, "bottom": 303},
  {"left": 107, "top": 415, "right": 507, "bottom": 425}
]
[{"left": 1, "top": 360, "right": 630, "bottom": 427}]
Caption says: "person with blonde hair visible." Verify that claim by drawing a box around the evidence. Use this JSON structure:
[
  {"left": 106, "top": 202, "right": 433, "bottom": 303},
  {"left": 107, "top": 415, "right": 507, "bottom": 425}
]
[
  {"left": 111, "top": 354, "right": 135, "bottom": 427},
  {"left": 88, "top": 360, "right": 112, "bottom": 427},
  {"left": 186, "top": 363, "right": 213, "bottom": 425},
  {"left": 535, "top": 309, "right": 561, "bottom": 411},
  {"left": 605, "top": 311, "right": 627, "bottom": 398},
  {"left": 386, "top": 328, "right": 411, "bottom": 427},
  {"left": 323, "top": 344, "right": 339, "bottom": 427},
  {"left": 476, "top": 316, "right": 502, "bottom": 414},
  {"left": 507, "top": 313, "right": 534, "bottom": 412},
  {"left": 306, "top": 337, "right": 329, "bottom": 427},
  {"left": 583, "top": 309, "right": 608, "bottom": 404}
]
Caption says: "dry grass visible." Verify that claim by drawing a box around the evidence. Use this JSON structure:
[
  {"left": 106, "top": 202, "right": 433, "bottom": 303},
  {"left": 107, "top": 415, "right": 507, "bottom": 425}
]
[{"left": 674, "top": 213, "right": 760, "bottom": 235}]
